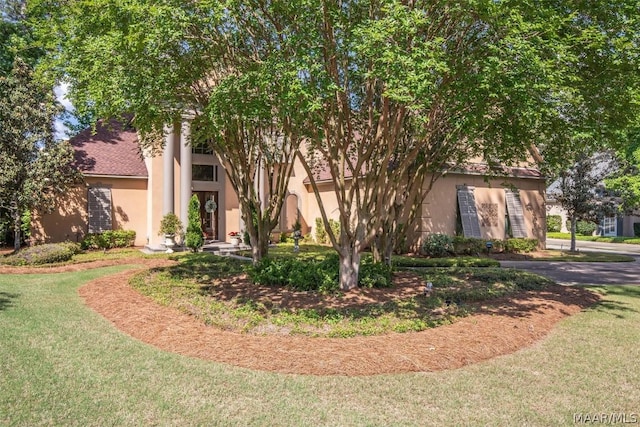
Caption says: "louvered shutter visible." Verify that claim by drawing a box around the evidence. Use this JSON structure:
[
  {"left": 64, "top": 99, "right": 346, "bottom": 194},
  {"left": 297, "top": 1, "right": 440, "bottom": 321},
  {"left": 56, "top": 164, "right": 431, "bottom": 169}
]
[
  {"left": 88, "top": 187, "right": 112, "bottom": 233},
  {"left": 457, "top": 186, "right": 482, "bottom": 238},
  {"left": 505, "top": 189, "right": 527, "bottom": 238}
]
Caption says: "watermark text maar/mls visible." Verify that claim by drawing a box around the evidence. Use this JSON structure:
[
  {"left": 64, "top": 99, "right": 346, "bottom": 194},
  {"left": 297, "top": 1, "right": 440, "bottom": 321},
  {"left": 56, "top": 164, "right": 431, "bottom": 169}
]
[{"left": 574, "top": 413, "right": 638, "bottom": 424}]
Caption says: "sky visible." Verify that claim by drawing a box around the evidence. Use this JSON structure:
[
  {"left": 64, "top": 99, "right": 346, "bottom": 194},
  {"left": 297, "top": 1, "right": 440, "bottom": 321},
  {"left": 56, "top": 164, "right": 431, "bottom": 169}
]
[{"left": 53, "top": 82, "right": 75, "bottom": 140}]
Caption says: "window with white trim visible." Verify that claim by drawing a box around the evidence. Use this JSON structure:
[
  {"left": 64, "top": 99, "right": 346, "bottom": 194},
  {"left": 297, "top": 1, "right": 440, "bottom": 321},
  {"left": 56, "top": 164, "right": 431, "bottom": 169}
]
[{"left": 87, "top": 187, "right": 112, "bottom": 233}]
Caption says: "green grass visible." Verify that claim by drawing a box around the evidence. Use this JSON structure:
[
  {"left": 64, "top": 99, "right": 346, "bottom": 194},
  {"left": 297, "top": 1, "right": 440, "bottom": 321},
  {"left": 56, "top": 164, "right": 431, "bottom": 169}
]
[
  {"left": 528, "top": 251, "right": 635, "bottom": 262},
  {"left": 1, "top": 267, "right": 639, "bottom": 425},
  {"left": 131, "top": 253, "right": 552, "bottom": 337},
  {"left": 548, "top": 232, "right": 640, "bottom": 244}
]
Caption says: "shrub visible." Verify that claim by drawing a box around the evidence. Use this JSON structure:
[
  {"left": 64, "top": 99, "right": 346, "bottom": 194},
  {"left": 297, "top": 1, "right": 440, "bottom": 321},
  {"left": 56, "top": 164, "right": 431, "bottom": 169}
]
[
  {"left": 185, "top": 195, "right": 204, "bottom": 252},
  {"left": 547, "top": 215, "right": 562, "bottom": 232},
  {"left": 359, "top": 257, "right": 393, "bottom": 288},
  {"left": 452, "top": 236, "right": 486, "bottom": 255},
  {"left": 576, "top": 220, "right": 597, "bottom": 236},
  {"left": 247, "top": 254, "right": 391, "bottom": 292},
  {"left": 81, "top": 230, "right": 136, "bottom": 250},
  {"left": 314, "top": 217, "right": 327, "bottom": 244},
  {"left": 634, "top": 223, "right": 640, "bottom": 238},
  {"left": 280, "top": 232, "right": 290, "bottom": 243},
  {"left": 421, "top": 233, "right": 454, "bottom": 257},
  {"left": 504, "top": 238, "right": 538, "bottom": 253},
  {"left": 2, "top": 242, "right": 79, "bottom": 265}
]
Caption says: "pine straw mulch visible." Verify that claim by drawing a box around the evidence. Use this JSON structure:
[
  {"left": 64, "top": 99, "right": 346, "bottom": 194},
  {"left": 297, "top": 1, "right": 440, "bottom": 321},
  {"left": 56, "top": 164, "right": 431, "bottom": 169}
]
[{"left": 3, "top": 257, "right": 601, "bottom": 376}]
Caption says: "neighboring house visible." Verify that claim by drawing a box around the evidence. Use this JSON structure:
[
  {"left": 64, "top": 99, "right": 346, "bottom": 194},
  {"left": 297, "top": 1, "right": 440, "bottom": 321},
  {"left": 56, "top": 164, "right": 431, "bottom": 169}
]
[
  {"left": 33, "top": 119, "right": 547, "bottom": 249},
  {"left": 546, "top": 160, "right": 640, "bottom": 237}
]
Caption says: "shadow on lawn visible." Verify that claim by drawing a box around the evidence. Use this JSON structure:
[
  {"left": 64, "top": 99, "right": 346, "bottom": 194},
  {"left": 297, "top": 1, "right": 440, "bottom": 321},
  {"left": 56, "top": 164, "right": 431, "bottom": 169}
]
[
  {"left": 581, "top": 286, "right": 640, "bottom": 319},
  {"left": 0, "top": 291, "right": 20, "bottom": 311}
]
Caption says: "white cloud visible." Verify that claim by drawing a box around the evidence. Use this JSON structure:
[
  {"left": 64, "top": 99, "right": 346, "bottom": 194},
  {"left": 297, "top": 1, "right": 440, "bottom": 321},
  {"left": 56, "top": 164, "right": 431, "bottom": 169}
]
[{"left": 53, "top": 82, "right": 75, "bottom": 140}]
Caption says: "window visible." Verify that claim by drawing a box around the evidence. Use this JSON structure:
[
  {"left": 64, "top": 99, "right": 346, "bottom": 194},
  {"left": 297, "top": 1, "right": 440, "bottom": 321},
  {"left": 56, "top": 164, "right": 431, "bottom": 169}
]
[
  {"left": 87, "top": 187, "right": 112, "bottom": 233},
  {"left": 191, "top": 145, "right": 213, "bottom": 155},
  {"left": 192, "top": 164, "right": 218, "bottom": 182}
]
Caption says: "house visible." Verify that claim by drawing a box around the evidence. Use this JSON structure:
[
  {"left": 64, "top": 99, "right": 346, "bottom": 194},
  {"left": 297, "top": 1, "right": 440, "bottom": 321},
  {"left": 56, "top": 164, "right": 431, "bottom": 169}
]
[{"left": 32, "top": 118, "right": 547, "bottom": 249}]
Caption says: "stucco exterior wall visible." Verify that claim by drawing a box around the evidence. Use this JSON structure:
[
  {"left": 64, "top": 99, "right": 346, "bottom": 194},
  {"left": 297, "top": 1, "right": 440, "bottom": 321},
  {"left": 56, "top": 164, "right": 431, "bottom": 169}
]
[
  {"left": 418, "top": 173, "right": 546, "bottom": 248},
  {"left": 32, "top": 176, "right": 148, "bottom": 246}
]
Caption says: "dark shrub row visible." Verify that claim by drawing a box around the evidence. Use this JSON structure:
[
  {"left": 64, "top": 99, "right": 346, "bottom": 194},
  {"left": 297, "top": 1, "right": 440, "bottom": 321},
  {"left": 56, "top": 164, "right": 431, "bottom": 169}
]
[
  {"left": 81, "top": 230, "right": 136, "bottom": 250},
  {"left": 422, "top": 234, "right": 538, "bottom": 257}
]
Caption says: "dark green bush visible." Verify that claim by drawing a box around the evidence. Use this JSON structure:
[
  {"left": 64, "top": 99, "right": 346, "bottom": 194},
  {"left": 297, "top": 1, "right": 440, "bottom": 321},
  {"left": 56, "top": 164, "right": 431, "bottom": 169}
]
[
  {"left": 634, "top": 223, "right": 640, "bottom": 238},
  {"left": 247, "top": 253, "right": 392, "bottom": 292},
  {"left": 81, "top": 230, "right": 136, "bottom": 250},
  {"left": 547, "top": 215, "right": 562, "bottom": 232},
  {"left": 452, "top": 236, "right": 486, "bottom": 255},
  {"left": 421, "top": 233, "right": 454, "bottom": 257},
  {"left": 504, "top": 238, "right": 538, "bottom": 253},
  {"left": 185, "top": 195, "right": 204, "bottom": 252},
  {"left": 576, "top": 220, "right": 597, "bottom": 236},
  {"left": 2, "top": 242, "right": 79, "bottom": 265}
]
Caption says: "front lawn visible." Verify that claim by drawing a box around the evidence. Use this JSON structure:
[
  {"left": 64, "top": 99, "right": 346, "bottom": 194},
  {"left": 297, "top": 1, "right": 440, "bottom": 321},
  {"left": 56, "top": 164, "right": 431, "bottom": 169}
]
[{"left": 1, "top": 266, "right": 638, "bottom": 425}]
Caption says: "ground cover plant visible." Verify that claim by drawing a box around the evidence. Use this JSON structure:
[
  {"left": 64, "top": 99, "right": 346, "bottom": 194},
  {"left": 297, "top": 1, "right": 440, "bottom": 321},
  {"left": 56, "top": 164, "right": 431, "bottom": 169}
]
[
  {"left": 130, "top": 252, "right": 554, "bottom": 338},
  {"left": 1, "top": 266, "right": 638, "bottom": 425},
  {"left": 0, "top": 246, "right": 154, "bottom": 267}
]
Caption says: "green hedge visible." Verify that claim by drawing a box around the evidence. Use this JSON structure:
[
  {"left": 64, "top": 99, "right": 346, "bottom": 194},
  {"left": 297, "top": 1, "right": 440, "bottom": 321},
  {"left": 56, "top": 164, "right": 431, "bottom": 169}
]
[
  {"left": 1, "top": 242, "right": 81, "bottom": 266},
  {"left": 423, "top": 235, "right": 537, "bottom": 257},
  {"left": 81, "top": 230, "right": 136, "bottom": 250},
  {"left": 547, "top": 215, "right": 562, "bottom": 232}
]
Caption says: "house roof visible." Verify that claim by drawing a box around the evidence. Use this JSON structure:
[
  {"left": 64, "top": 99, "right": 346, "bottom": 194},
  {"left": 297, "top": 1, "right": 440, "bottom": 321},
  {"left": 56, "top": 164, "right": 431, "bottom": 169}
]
[
  {"left": 303, "top": 161, "right": 542, "bottom": 184},
  {"left": 70, "top": 119, "right": 148, "bottom": 177}
]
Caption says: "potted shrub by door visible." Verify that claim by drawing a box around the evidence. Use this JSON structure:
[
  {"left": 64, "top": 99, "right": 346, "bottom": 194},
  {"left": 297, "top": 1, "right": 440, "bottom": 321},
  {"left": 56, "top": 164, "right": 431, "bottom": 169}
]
[
  {"left": 159, "top": 213, "right": 184, "bottom": 253},
  {"left": 228, "top": 231, "right": 241, "bottom": 246}
]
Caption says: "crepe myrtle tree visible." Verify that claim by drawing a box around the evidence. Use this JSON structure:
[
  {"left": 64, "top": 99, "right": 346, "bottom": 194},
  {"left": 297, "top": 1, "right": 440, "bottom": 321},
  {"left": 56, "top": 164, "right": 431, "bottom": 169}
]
[
  {"left": 36, "top": 0, "right": 314, "bottom": 264},
  {"left": 290, "top": 1, "right": 640, "bottom": 289},
  {"left": 38, "top": 0, "right": 640, "bottom": 288}
]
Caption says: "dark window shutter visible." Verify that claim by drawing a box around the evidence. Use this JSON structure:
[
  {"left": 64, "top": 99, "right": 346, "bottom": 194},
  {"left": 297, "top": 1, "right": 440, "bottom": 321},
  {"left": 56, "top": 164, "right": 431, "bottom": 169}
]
[
  {"left": 88, "top": 187, "right": 112, "bottom": 233},
  {"left": 505, "top": 189, "right": 527, "bottom": 238},
  {"left": 457, "top": 186, "right": 482, "bottom": 238}
]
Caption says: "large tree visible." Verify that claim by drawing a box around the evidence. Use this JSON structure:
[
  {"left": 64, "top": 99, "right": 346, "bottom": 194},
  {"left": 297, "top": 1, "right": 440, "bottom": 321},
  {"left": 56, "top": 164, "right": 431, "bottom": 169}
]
[
  {"left": 548, "top": 151, "right": 618, "bottom": 252},
  {"left": 37, "top": 1, "right": 640, "bottom": 289},
  {"left": 0, "top": 59, "right": 79, "bottom": 251},
  {"left": 35, "top": 0, "right": 314, "bottom": 263},
  {"left": 272, "top": 1, "right": 640, "bottom": 289}
]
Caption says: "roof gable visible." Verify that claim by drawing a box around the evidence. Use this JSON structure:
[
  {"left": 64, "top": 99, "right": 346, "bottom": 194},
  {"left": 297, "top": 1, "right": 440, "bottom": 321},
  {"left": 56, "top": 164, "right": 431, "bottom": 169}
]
[{"left": 70, "top": 119, "right": 148, "bottom": 177}]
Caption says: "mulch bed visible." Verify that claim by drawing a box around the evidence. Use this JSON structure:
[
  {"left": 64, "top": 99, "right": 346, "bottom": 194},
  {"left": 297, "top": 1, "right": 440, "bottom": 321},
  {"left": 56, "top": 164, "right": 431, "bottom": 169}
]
[{"left": 3, "top": 257, "right": 601, "bottom": 376}]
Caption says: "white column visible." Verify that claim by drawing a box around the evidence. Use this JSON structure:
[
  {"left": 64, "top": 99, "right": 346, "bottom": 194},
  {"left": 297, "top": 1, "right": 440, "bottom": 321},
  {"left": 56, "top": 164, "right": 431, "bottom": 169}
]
[
  {"left": 163, "top": 124, "right": 175, "bottom": 215},
  {"left": 179, "top": 120, "right": 192, "bottom": 224}
]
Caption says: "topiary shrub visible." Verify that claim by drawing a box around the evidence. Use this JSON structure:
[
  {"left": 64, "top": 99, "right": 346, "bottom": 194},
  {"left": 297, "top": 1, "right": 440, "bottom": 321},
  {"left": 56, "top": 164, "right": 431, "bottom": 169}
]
[
  {"left": 185, "top": 195, "right": 204, "bottom": 252},
  {"left": 547, "top": 215, "right": 562, "bottom": 232},
  {"left": 421, "top": 233, "right": 454, "bottom": 257},
  {"left": 1, "top": 242, "right": 79, "bottom": 265}
]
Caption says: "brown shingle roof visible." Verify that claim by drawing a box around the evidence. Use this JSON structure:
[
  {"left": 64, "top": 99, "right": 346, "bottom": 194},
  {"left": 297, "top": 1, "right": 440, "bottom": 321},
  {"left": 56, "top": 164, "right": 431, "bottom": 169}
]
[{"left": 70, "top": 119, "right": 148, "bottom": 177}]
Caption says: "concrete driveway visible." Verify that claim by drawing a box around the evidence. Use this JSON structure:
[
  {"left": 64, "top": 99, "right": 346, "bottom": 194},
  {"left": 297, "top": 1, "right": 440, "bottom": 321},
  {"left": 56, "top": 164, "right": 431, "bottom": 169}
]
[{"left": 500, "top": 238, "right": 640, "bottom": 286}]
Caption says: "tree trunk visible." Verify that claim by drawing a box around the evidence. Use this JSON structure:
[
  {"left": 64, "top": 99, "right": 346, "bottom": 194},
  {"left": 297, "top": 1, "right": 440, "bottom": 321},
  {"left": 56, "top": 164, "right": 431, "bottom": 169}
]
[
  {"left": 570, "top": 216, "right": 577, "bottom": 252},
  {"left": 12, "top": 208, "right": 21, "bottom": 252},
  {"left": 338, "top": 249, "right": 360, "bottom": 291}
]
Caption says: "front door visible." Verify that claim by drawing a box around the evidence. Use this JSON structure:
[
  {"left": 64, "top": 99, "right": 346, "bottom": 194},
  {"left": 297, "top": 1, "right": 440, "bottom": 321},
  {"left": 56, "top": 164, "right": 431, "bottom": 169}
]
[
  {"left": 196, "top": 191, "right": 219, "bottom": 240},
  {"left": 601, "top": 216, "right": 617, "bottom": 237}
]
